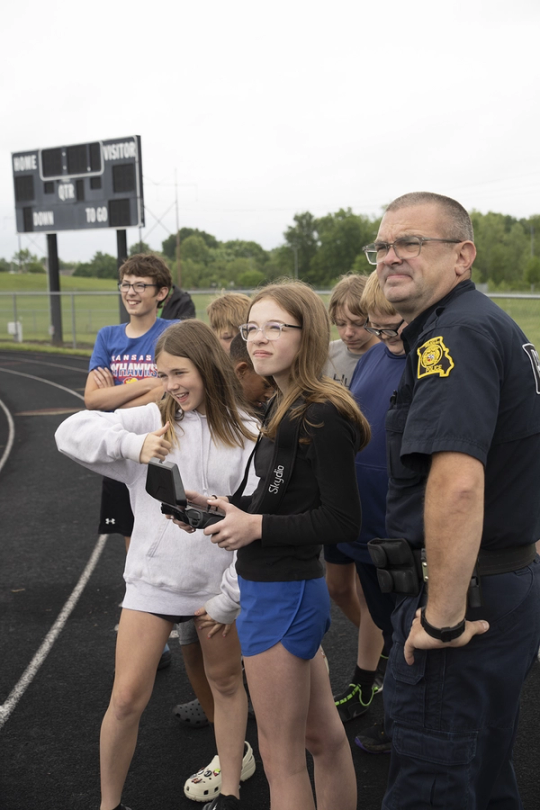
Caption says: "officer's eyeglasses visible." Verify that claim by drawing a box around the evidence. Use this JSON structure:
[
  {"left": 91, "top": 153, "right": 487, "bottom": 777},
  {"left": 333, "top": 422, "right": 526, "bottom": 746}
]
[
  {"left": 365, "top": 319, "right": 405, "bottom": 338},
  {"left": 239, "top": 321, "right": 302, "bottom": 342},
  {"left": 362, "top": 236, "right": 462, "bottom": 265},
  {"left": 118, "top": 281, "right": 158, "bottom": 293}
]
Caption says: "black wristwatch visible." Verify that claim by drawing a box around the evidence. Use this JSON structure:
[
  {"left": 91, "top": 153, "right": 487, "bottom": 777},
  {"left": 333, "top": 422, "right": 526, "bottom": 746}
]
[{"left": 420, "top": 608, "right": 466, "bottom": 643}]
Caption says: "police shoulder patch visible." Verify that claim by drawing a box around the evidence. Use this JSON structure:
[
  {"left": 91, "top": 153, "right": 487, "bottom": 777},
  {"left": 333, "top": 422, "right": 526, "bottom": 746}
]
[{"left": 417, "top": 336, "right": 455, "bottom": 380}]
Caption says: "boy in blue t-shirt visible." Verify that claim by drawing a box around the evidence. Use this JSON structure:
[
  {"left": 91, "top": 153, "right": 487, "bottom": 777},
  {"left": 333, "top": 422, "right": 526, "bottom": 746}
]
[
  {"left": 333, "top": 271, "right": 407, "bottom": 741},
  {"left": 85, "top": 253, "right": 175, "bottom": 547},
  {"left": 85, "top": 253, "right": 173, "bottom": 412},
  {"left": 85, "top": 253, "right": 175, "bottom": 671}
]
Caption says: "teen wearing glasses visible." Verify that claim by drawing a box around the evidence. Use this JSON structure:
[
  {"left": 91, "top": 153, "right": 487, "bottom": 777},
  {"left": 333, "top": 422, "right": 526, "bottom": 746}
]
[
  {"left": 84, "top": 253, "right": 175, "bottom": 554},
  {"left": 318, "top": 273, "right": 385, "bottom": 728},
  {"left": 85, "top": 254, "right": 174, "bottom": 413},
  {"left": 178, "top": 280, "right": 370, "bottom": 810},
  {"left": 331, "top": 271, "right": 407, "bottom": 751}
]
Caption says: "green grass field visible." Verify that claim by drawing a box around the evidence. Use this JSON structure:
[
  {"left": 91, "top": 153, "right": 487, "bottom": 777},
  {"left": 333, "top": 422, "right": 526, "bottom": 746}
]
[
  {"left": 0, "top": 275, "right": 220, "bottom": 347},
  {"left": 0, "top": 274, "right": 538, "bottom": 351}
]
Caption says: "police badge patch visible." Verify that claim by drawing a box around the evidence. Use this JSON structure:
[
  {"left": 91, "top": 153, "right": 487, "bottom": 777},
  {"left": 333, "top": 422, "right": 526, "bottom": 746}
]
[{"left": 417, "top": 336, "right": 455, "bottom": 379}]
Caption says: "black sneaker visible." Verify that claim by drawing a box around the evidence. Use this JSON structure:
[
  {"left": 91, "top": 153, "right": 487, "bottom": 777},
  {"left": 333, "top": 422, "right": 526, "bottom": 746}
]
[
  {"left": 354, "top": 722, "right": 392, "bottom": 754},
  {"left": 202, "top": 795, "right": 240, "bottom": 810},
  {"left": 334, "top": 682, "right": 376, "bottom": 723}
]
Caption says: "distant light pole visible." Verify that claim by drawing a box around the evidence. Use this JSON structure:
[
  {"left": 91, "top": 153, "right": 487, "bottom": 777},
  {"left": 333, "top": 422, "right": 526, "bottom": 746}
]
[
  {"left": 290, "top": 244, "right": 299, "bottom": 279},
  {"left": 175, "top": 168, "right": 181, "bottom": 288}
]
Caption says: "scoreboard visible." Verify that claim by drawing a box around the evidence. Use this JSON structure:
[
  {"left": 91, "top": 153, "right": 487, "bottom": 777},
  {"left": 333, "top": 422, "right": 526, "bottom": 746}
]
[{"left": 11, "top": 135, "right": 144, "bottom": 233}]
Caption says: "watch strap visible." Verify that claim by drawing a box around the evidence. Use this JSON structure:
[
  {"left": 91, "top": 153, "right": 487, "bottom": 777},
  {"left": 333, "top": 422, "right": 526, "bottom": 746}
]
[{"left": 420, "top": 607, "right": 466, "bottom": 643}]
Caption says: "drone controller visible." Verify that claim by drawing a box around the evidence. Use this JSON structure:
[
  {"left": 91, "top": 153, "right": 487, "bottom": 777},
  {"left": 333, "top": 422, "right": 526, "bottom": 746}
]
[{"left": 145, "top": 459, "right": 225, "bottom": 530}]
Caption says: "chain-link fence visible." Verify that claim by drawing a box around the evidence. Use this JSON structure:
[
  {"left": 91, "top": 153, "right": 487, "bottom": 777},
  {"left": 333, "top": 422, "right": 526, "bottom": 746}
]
[{"left": 0, "top": 290, "right": 539, "bottom": 350}]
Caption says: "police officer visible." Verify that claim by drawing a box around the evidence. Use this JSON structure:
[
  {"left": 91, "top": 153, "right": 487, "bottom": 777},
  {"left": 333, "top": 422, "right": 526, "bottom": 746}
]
[{"left": 363, "top": 192, "right": 540, "bottom": 808}]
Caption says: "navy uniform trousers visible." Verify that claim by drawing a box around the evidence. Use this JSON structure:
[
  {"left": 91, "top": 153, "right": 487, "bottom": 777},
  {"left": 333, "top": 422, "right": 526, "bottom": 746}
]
[{"left": 383, "top": 558, "right": 540, "bottom": 810}]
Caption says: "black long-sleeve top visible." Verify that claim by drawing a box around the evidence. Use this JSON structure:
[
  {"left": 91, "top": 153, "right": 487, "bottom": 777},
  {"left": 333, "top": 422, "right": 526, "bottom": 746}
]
[{"left": 232, "top": 401, "right": 362, "bottom": 582}]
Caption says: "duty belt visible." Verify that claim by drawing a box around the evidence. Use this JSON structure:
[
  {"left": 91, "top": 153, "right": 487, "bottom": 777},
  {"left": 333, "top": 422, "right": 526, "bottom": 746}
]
[
  {"left": 367, "top": 537, "right": 537, "bottom": 601},
  {"left": 413, "top": 543, "right": 538, "bottom": 579}
]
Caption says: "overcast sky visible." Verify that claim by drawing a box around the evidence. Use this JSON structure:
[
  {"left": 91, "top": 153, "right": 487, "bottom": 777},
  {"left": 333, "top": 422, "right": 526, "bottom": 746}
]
[{"left": 2, "top": 0, "right": 539, "bottom": 264}]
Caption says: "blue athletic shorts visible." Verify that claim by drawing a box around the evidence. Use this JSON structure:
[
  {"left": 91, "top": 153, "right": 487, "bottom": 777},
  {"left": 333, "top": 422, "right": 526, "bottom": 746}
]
[{"left": 236, "top": 576, "right": 331, "bottom": 660}]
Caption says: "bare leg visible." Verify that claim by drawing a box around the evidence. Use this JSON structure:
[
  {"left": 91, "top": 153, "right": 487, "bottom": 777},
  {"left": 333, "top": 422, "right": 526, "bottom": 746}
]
[
  {"left": 124, "top": 536, "right": 131, "bottom": 553},
  {"left": 198, "top": 624, "right": 247, "bottom": 799},
  {"left": 244, "top": 644, "right": 316, "bottom": 810},
  {"left": 356, "top": 578, "right": 384, "bottom": 671},
  {"left": 325, "top": 562, "right": 361, "bottom": 627},
  {"left": 181, "top": 641, "right": 215, "bottom": 722},
  {"left": 100, "top": 610, "right": 173, "bottom": 810},
  {"left": 305, "top": 651, "right": 357, "bottom": 810}
]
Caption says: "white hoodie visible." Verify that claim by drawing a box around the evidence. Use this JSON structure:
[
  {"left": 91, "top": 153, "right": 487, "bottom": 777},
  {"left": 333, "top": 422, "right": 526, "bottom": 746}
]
[{"left": 55, "top": 403, "right": 259, "bottom": 624}]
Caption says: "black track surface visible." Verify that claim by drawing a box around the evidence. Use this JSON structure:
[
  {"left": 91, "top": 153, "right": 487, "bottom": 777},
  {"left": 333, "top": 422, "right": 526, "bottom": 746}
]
[{"left": 1, "top": 350, "right": 539, "bottom": 810}]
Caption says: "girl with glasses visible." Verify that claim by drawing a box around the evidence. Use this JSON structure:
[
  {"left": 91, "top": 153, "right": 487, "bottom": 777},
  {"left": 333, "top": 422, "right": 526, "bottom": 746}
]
[{"left": 179, "top": 280, "right": 370, "bottom": 810}]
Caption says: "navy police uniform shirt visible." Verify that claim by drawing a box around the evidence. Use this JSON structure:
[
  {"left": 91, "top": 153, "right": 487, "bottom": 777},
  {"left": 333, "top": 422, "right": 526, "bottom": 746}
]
[{"left": 385, "top": 279, "right": 540, "bottom": 551}]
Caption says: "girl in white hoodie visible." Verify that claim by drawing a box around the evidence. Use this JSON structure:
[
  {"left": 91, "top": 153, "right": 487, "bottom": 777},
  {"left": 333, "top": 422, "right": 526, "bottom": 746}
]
[{"left": 55, "top": 320, "right": 258, "bottom": 810}]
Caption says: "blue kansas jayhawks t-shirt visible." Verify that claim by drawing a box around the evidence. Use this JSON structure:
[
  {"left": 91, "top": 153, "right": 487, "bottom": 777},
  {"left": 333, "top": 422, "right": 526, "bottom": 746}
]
[{"left": 89, "top": 319, "right": 176, "bottom": 385}]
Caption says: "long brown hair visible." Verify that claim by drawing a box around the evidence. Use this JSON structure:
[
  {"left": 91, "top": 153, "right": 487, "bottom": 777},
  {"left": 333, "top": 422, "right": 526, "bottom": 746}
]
[
  {"left": 248, "top": 280, "right": 370, "bottom": 449},
  {"left": 155, "top": 320, "right": 256, "bottom": 448}
]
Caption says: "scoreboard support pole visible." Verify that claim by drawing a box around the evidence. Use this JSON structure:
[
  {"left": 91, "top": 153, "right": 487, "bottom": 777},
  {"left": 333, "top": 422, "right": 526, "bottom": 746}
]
[
  {"left": 47, "top": 234, "right": 63, "bottom": 347},
  {"left": 117, "top": 229, "right": 129, "bottom": 324}
]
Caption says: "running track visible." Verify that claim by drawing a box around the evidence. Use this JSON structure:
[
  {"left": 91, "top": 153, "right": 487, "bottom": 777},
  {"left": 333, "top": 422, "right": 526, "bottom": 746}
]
[{"left": 1, "top": 350, "right": 539, "bottom": 810}]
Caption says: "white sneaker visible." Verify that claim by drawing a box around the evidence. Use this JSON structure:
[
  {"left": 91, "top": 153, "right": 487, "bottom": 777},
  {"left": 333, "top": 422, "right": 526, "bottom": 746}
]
[{"left": 183, "top": 741, "right": 256, "bottom": 802}]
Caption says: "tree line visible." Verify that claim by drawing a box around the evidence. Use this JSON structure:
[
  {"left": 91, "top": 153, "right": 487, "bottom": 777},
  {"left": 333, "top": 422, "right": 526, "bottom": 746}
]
[{"left": 3, "top": 209, "right": 540, "bottom": 290}]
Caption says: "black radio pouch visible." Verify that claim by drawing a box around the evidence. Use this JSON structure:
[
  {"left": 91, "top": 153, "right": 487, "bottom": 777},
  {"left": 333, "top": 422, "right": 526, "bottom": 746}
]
[{"left": 367, "top": 537, "right": 421, "bottom": 596}]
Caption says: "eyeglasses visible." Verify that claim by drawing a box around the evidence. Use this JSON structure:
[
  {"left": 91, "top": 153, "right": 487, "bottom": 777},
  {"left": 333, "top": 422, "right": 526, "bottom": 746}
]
[
  {"left": 362, "top": 236, "right": 462, "bottom": 265},
  {"left": 365, "top": 319, "right": 405, "bottom": 338},
  {"left": 118, "top": 281, "right": 158, "bottom": 293},
  {"left": 239, "top": 321, "right": 302, "bottom": 342}
]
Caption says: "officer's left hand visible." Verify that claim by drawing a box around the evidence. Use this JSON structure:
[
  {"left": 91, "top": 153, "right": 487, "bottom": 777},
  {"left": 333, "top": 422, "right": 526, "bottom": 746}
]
[
  {"left": 203, "top": 499, "right": 262, "bottom": 550},
  {"left": 404, "top": 608, "right": 489, "bottom": 665}
]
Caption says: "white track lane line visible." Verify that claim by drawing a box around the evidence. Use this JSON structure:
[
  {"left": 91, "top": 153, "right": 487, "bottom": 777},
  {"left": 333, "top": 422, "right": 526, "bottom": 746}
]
[
  {"left": 0, "top": 366, "right": 95, "bottom": 729},
  {"left": 0, "top": 534, "right": 109, "bottom": 730},
  {"left": 0, "top": 356, "right": 88, "bottom": 373},
  {"left": 0, "top": 367, "right": 85, "bottom": 400},
  {"left": 0, "top": 398, "right": 15, "bottom": 474}
]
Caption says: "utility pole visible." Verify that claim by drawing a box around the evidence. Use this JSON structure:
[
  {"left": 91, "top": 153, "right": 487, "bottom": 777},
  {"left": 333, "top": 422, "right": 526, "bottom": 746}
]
[
  {"left": 291, "top": 244, "right": 299, "bottom": 279},
  {"left": 175, "top": 168, "right": 181, "bottom": 288}
]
